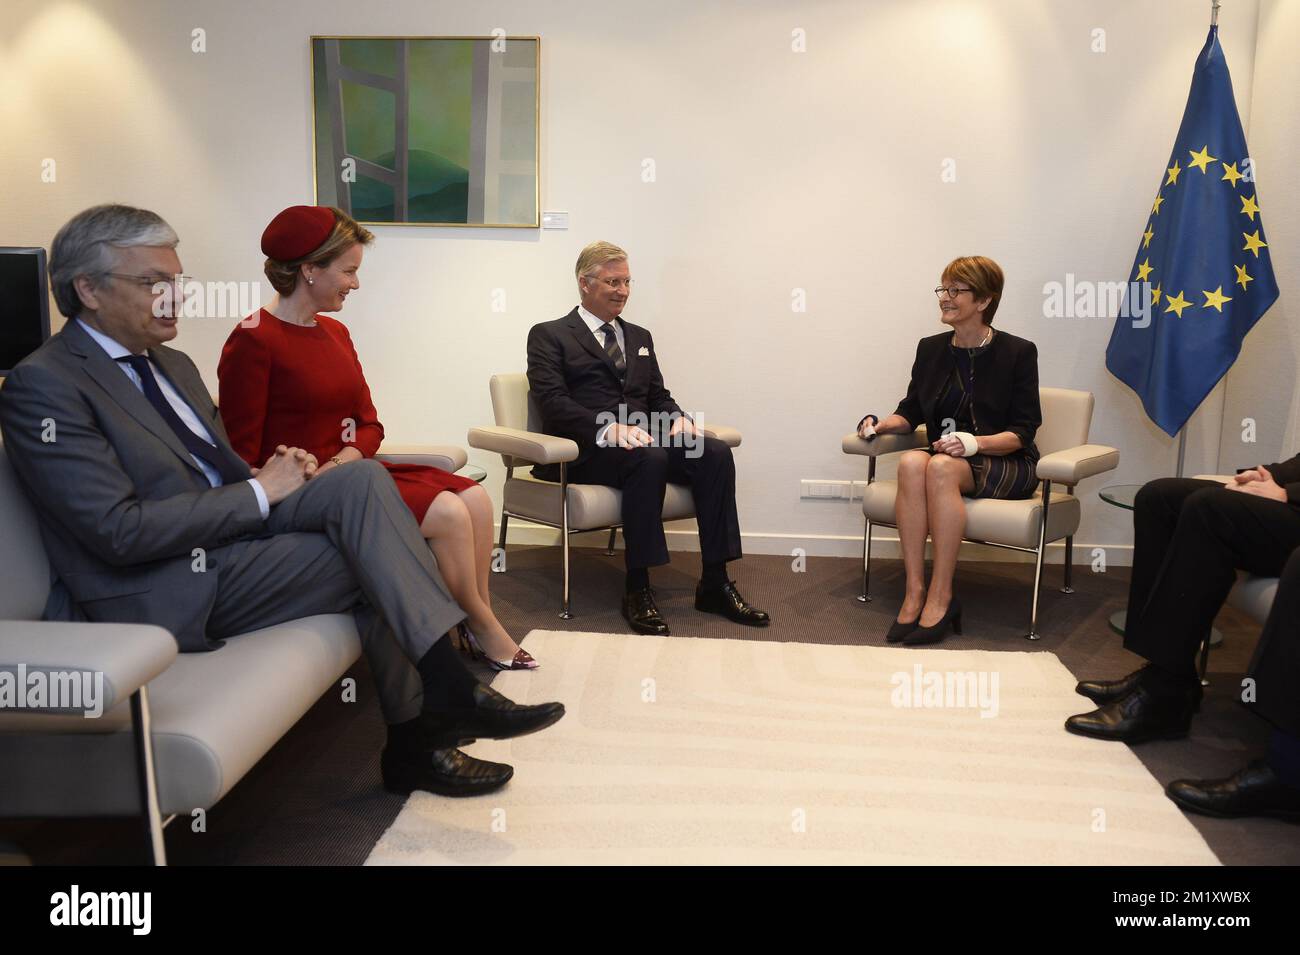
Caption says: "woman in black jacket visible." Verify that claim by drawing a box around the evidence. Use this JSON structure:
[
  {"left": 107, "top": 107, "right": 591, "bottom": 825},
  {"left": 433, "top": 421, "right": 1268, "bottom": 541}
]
[{"left": 858, "top": 256, "right": 1041, "bottom": 645}]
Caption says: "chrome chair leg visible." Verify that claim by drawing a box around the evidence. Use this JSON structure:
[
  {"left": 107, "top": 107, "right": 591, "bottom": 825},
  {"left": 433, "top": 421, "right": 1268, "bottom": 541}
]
[
  {"left": 605, "top": 527, "right": 617, "bottom": 556},
  {"left": 1026, "top": 480, "right": 1052, "bottom": 641},
  {"left": 130, "top": 687, "right": 167, "bottom": 866},
  {"left": 1060, "top": 487, "right": 1075, "bottom": 593},
  {"left": 1197, "top": 636, "right": 1211, "bottom": 687},
  {"left": 559, "top": 463, "right": 572, "bottom": 619},
  {"left": 1061, "top": 535, "right": 1075, "bottom": 594},
  {"left": 858, "top": 516, "right": 873, "bottom": 603},
  {"left": 494, "top": 467, "right": 512, "bottom": 574}
]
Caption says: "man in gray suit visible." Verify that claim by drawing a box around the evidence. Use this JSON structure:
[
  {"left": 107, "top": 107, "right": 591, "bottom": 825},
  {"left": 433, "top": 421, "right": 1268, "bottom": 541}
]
[{"left": 0, "top": 204, "right": 563, "bottom": 797}]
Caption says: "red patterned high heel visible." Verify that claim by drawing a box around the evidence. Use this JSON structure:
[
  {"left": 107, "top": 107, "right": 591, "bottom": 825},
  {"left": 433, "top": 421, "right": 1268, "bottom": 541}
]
[{"left": 459, "top": 623, "right": 538, "bottom": 671}]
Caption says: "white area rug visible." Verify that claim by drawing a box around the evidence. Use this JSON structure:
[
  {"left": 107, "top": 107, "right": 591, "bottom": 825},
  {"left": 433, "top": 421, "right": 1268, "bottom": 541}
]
[{"left": 366, "top": 631, "right": 1219, "bottom": 865}]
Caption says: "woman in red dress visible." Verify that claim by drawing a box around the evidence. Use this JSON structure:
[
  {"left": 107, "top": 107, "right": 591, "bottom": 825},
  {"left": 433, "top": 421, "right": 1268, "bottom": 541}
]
[{"left": 218, "top": 205, "right": 535, "bottom": 670}]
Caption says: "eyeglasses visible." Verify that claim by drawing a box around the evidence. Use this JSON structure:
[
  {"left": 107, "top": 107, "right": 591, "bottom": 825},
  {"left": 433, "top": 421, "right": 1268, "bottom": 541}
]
[
  {"left": 591, "top": 277, "right": 633, "bottom": 290},
  {"left": 934, "top": 286, "right": 974, "bottom": 299},
  {"left": 105, "top": 273, "right": 194, "bottom": 292}
]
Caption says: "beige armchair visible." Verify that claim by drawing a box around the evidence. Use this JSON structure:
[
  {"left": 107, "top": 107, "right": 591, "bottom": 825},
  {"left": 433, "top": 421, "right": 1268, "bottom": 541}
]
[
  {"left": 467, "top": 373, "right": 742, "bottom": 618},
  {"left": 842, "top": 387, "right": 1119, "bottom": 640}
]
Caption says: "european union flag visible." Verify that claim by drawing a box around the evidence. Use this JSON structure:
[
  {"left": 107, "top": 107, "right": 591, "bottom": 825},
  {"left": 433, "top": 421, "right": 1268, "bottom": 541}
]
[{"left": 1105, "top": 26, "right": 1279, "bottom": 437}]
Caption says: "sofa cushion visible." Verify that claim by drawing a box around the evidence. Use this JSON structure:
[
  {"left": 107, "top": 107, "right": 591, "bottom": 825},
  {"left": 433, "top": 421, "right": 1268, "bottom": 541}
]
[
  {"left": 862, "top": 481, "right": 1081, "bottom": 550},
  {"left": 504, "top": 475, "right": 696, "bottom": 530}
]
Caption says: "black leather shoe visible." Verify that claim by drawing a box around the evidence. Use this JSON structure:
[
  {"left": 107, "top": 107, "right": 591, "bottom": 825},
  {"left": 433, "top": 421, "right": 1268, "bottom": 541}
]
[
  {"left": 1166, "top": 760, "right": 1300, "bottom": 822},
  {"left": 623, "top": 587, "right": 671, "bottom": 635},
  {"left": 1064, "top": 684, "right": 1199, "bottom": 743},
  {"left": 417, "top": 684, "right": 565, "bottom": 748},
  {"left": 1075, "top": 664, "right": 1153, "bottom": 704},
  {"left": 381, "top": 745, "right": 514, "bottom": 797},
  {"left": 695, "top": 581, "right": 770, "bottom": 626}
]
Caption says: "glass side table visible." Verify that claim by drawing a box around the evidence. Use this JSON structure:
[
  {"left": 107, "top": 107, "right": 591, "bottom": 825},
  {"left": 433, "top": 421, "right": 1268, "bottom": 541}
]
[{"left": 1098, "top": 482, "right": 1223, "bottom": 648}]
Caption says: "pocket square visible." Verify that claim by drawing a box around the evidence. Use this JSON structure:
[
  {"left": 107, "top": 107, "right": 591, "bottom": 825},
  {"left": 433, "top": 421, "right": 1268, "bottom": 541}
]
[{"left": 637, "top": 346, "right": 650, "bottom": 356}]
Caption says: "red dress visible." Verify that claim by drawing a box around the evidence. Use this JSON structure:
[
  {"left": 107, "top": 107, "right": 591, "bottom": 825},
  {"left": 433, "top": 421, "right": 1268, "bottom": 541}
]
[{"left": 217, "top": 309, "right": 476, "bottom": 521}]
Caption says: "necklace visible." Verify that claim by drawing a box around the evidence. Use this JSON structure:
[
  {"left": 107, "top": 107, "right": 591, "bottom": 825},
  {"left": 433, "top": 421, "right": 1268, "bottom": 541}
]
[{"left": 954, "top": 327, "right": 992, "bottom": 350}]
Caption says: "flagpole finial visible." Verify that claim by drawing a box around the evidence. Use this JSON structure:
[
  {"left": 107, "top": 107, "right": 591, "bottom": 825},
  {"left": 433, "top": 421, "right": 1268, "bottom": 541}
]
[{"left": 1211, "top": 0, "right": 1221, "bottom": 26}]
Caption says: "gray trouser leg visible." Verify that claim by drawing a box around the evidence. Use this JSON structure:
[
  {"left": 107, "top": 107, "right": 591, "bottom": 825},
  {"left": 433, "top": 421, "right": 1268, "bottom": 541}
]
[{"left": 264, "top": 460, "right": 466, "bottom": 663}]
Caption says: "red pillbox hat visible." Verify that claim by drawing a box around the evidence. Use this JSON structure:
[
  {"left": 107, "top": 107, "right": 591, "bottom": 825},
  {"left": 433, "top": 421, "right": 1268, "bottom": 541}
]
[{"left": 260, "top": 205, "right": 337, "bottom": 260}]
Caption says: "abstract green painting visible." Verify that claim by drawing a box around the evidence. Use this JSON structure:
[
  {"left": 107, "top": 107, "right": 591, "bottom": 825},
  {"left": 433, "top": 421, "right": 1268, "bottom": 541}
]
[{"left": 311, "top": 36, "right": 539, "bottom": 227}]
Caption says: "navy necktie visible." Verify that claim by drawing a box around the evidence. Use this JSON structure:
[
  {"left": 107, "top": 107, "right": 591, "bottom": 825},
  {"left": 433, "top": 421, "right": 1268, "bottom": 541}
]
[{"left": 115, "top": 354, "right": 245, "bottom": 485}]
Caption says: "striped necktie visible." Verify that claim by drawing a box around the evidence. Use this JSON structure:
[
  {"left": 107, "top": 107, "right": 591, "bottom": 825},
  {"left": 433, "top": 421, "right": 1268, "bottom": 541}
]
[{"left": 599, "top": 323, "right": 626, "bottom": 379}]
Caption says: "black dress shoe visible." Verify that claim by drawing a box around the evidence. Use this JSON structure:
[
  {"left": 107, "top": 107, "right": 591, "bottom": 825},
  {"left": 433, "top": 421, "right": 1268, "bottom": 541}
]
[
  {"left": 1166, "top": 760, "right": 1300, "bottom": 822},
  {"left": 1064, "top": 683, "right": 1199, "bottom": 743},
  {"left": 1075, "top": 664, "right": 1153, "bottom": 704},
  {"left": 623, "top": 587, "right": 671, "bottom": 635},
  {"left": 416, "top": 684, "right": 565, "bottom": 748},
  {"left": 694, "top": 580, "right": 770, "bottom": 626},
  {"left": 381, "top": 744, "right": 514, "bottom": 797}
]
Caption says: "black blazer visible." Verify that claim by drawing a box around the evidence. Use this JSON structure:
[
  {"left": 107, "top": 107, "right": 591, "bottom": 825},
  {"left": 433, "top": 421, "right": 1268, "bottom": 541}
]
[
  {"left": 890, "top": 329, "right": 1042, "bottom": 452},
  {"left": 526, "top": 308, "right": 683, "bottom": 479}
]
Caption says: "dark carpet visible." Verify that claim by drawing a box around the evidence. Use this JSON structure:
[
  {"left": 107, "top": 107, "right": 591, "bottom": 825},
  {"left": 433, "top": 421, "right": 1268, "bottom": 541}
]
[{"left": 4, "top": 544, "right": 1294, "bottom": 866}]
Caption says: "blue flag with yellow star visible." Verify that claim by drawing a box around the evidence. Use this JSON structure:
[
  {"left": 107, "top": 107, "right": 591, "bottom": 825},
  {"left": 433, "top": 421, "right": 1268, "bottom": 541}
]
[{"left": 1105, "top": 25, "right": 1279, "bottom": 437}]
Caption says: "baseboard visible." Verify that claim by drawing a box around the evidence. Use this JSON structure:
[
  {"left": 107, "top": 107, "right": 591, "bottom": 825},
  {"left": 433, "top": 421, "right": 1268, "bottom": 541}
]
[{"left": 495, "top": 522, "right": 1137, "bottom": 566}]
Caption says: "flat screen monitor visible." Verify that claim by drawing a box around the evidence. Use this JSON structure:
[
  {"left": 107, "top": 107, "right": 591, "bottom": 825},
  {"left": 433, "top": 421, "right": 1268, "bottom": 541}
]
[{"left": 0, "top": 247, "right": 52, "bottom": 376}]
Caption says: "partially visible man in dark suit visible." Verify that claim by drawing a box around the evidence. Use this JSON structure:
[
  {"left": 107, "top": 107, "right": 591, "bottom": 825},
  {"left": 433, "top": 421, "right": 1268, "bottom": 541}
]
[
  {"left": 526, "top": 241, "right": 769, "bottom": 635},
  {"left": 1066, "top": 463, "right": 1300, "bottom": 822},
  {"left": 0, "top": 204, "right": 563, "bottom": 798}
]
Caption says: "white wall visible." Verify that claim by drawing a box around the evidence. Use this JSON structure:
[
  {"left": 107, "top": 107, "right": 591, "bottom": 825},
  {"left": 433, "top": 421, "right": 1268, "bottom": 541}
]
[
  {"left": 1215, "top": 0, "right": 1299, "bottom": 474},
  {"left": 2, "top": 0, "right": 1287, "bottom": 563}
]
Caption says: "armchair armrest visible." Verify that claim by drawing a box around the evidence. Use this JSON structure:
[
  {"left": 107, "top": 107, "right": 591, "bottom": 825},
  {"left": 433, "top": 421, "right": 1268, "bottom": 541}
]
[
  {"left": 467, "top": 426, "right": 579, "bottom": 465},
  {"left": 376, "top": 443, "right": 468, "bottom": 472},
  {"left": 842, "top": 426, "right": 928, "bottom": 458},
  {"left": 0, "top": 621, "right": 176, "bottom": 718},
  {"left": 700, "top": 424, "right": 742, "bottom": 448},
  {"left": 1036, "top": 444, "right": 1120, "bottom": 485},
  {"left": 1192, "top": 474, "right": 1234, "bottom": 483}
]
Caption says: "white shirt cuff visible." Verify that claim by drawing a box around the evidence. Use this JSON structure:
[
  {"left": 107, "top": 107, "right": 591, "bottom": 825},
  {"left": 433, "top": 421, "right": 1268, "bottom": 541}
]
[
  {"left": 247, "top": 478, "right": 271, "bottom": 519},
  {"left": 596, "top": 423, "right": 615, "bottom": 447}
]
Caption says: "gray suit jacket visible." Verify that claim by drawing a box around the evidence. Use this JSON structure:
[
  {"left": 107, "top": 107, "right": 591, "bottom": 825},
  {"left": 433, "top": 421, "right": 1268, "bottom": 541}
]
[{"left": 0, "top": 319, "right": 266, "bottom": 651}]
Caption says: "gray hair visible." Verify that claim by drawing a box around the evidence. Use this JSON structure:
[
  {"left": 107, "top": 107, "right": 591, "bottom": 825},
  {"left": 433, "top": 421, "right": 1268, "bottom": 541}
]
[{"left": 48, "top": 204, "right": 179, "bottom": 318}]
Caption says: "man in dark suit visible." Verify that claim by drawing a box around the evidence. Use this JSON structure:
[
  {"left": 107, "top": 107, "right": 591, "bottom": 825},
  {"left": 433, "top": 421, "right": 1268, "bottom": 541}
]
[
  {"left": 526, "top": 241, "right": 768, "bottom": 635},
  {"left": 0, "top": 204, "right": 563, "bottom": 798},
  {"left": 1066, "top": 463, "right": 1300, "bottom": 821}
]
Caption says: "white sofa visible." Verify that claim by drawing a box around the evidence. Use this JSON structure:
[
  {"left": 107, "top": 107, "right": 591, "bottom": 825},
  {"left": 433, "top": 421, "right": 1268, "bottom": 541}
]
[{"left": 0, "top": 440, "right": 466, "bottom": 864}]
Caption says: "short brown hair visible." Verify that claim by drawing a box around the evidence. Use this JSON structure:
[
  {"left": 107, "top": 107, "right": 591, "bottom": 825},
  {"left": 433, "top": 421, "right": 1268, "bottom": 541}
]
[
  {"left": 263, "top": 207, "right": 374, "bottom": 296},
  {"left": 942, "top": 255, "right": 1004, "bottom": 325},
  {"left": 575, "top": 240, "right": 627, "bottom": 284}
]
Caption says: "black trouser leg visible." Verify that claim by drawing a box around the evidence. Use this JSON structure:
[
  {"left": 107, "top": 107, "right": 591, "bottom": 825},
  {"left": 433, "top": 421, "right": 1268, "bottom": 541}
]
[
  {"left": 665, "top": 436, "right": 742, "bottom": 566},
  {"left": 1125, "top": 481, "right": 1300, "bottom": 679},
  {"left": 1246, "top": 548, "right": 1300, "bottom": 736},
  {"left": 1124, "top": 478, "right": 1221, "bottom": 628},
  {"left": 570, "top": 446, "right": 671, "bottom": 570}
]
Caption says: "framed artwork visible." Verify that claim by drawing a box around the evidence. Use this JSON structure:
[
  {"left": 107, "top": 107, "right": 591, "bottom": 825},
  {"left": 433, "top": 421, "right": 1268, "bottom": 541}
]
[{"left": 310, "top": 36, "right": 540, "bottom": 228}]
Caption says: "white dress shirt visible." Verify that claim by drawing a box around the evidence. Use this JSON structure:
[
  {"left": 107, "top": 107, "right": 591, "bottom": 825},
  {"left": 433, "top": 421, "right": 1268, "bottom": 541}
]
[{"left": 77, "top": 319, "right": 270, "bottom": 518}]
